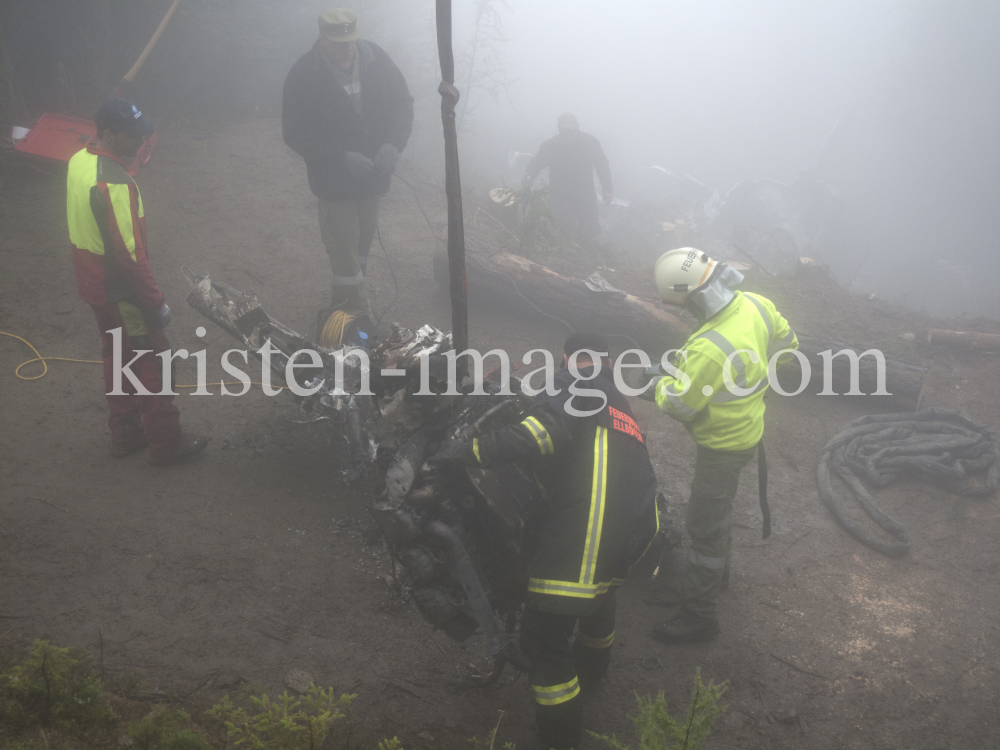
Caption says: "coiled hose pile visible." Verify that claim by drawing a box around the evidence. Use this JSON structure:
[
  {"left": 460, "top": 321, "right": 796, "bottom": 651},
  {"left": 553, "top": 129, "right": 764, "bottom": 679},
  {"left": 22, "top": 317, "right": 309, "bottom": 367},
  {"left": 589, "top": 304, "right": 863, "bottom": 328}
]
[{"left": 817, "top": 408, "right": 1000, "bottom": 557}]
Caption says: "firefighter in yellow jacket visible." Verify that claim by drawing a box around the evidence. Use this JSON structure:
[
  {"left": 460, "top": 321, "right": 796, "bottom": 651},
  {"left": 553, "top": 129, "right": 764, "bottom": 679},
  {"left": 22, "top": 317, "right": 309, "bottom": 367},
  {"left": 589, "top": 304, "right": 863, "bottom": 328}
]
[{"left": 643, "top": 248, "right": 797, "bottom": 643}]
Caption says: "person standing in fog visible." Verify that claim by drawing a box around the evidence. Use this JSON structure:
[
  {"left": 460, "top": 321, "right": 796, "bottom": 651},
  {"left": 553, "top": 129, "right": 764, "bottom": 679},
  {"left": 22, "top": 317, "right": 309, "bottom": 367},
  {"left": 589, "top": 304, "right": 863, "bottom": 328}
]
[
  {"left": 67, "top": 98, "right": 208, "bottom": 465},
  {"left": 282, "top": 8, "right": 414, "bottom": 345},
  {"left": 523, "top": 112, "right": 613, "bottom": 243}
]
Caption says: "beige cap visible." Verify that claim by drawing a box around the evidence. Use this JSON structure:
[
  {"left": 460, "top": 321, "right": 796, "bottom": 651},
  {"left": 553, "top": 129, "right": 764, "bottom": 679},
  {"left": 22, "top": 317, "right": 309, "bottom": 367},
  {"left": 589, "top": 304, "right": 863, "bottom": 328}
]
[
  {"left": 557, "top": 112, "right": 579, "bottom": 131},
  {"left": 319, "top": 9, "right": 361, "bottom": 42}
]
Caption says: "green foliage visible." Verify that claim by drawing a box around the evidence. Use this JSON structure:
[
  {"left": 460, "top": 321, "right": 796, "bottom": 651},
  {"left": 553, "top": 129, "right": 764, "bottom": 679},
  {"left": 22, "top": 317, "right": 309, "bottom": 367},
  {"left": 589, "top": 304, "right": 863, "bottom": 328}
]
[
  {"left": 0, "top": 639, "right": 404, "bottom": 750},
  {"left": 128, "top": 705, "right": 212, "bottom": 750},
  {"left": 207, "top": 685, "right": 356, "bottom": 750},
  {"left": 0, "top": 639, "right": 116, "bottom": 735},
  {"left": 593, "top": 669, "right": 727, "bottom": 750}
]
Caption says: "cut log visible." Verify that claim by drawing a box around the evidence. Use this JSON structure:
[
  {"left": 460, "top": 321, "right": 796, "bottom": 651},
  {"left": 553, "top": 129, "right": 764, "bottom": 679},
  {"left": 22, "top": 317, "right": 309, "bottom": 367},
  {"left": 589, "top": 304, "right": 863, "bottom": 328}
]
[
  {"left": 926, "top": 328, "right": 1000, "bottom": 352},
  {"left": 785, "top": 333, "right": 927, "bottom": 402},
  {"left": 436, "top": 251, "right": 692, "bottom": 354},
  {"left": 435, "top": 251, "right": 926, "bottom": 400}
]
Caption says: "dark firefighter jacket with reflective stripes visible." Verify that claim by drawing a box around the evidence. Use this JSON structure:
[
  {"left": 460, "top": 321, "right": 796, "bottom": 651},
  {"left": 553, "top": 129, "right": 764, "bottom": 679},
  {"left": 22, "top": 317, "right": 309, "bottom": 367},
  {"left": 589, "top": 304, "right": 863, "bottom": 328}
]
[
  {"left": 474, "top": 366, "right": 659, "bottom": 616},
  {"left": 654, "top": 291, "right": 797, "bottom": 451},
  {"left": 66, "top": 147, "right": 164, "bottom": 315}
]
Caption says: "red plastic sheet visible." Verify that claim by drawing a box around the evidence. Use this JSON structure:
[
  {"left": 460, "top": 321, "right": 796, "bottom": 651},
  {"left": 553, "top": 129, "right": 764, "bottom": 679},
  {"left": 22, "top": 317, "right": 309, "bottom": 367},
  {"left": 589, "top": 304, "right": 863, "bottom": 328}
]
[{"left": 14, "top": 113, "right": 156, "bottom": 176}]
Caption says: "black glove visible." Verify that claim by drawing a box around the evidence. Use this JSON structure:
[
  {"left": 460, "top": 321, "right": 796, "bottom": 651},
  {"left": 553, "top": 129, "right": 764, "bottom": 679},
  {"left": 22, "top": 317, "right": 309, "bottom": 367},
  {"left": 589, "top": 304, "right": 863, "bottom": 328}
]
[
  {"left": 374, "top": 143, "right": 400, "bottom": 176},
  {"left": 638, "top": 365, "right": 664, "bottom": 403},
  {"left": 425, "top": 438, "right": 478, "bottom": 468},
  {"left": 344, "top": 151, "right": 375, "bottom": 179}
]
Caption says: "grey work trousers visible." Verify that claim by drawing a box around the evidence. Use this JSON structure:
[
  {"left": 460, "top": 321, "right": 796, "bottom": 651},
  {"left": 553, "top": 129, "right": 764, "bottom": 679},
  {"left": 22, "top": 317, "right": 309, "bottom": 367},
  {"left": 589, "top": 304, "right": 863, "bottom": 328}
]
[
  {"left": 318, "top": 194, "right": 379, "bottom": 320},
  {"left": 679, "top": 443, "right": 757, "bottom": 622}
]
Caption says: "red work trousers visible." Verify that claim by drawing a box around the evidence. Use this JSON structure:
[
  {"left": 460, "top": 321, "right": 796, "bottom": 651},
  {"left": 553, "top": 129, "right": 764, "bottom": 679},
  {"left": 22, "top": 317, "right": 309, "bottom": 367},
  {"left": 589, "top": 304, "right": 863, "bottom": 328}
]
[{"left": 91, "top": 302, "right": 181, "bottom": 457}]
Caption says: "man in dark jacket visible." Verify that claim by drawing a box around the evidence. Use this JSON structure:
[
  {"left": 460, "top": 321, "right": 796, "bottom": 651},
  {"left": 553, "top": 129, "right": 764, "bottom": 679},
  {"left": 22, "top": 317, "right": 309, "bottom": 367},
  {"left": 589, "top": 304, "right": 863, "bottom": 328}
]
[
  {"left": 428, "top": 333, "right": 660, "bottom": 750},
  {"left": 282, "top": 8, "right": 413, "bottom": 342},
  {"left": 524, "top": 113, "right": 613, "bottom": 243}
]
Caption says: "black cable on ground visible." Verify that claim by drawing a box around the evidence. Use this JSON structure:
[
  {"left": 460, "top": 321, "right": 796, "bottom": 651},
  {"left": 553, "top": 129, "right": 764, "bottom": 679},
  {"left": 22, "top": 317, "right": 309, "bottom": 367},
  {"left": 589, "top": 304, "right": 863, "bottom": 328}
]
[{"left": 817, "top": 408, "right": 1000, "bottom": 557}]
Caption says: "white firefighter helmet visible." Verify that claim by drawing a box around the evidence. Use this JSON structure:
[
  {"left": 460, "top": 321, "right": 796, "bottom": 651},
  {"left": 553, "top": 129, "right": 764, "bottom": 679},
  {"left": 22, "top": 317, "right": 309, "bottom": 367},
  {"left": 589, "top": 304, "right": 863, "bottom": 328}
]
[{"left": 653, "top": 247, "right": 718, "bottom": 305}]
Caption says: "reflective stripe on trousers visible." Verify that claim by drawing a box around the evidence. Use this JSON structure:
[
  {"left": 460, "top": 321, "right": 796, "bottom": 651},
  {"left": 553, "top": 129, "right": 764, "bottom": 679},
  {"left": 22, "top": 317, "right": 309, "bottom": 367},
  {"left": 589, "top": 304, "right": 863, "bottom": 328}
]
[
  {"left": 532, "top": 676, "right": 581, "bottom": 706},
  {"left": 521, "top": 416, "right": 554, "bottom": 455},
  {"left": 576, "top": 629, "right": 614, "bottom": 649}
]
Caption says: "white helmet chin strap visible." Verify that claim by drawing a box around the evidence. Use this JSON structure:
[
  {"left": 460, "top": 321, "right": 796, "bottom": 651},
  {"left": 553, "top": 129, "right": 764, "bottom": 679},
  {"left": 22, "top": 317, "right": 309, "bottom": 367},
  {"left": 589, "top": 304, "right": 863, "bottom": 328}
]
[{"left": 685, "top": 263, "right": 745, "bottom": 320}]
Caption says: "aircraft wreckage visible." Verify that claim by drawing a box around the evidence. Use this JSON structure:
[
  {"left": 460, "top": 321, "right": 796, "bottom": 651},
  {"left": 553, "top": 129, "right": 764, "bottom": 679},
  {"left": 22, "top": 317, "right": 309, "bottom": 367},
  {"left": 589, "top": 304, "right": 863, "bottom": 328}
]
[{"left": 184, "top": 271, "right": 605, "bottom": 677}]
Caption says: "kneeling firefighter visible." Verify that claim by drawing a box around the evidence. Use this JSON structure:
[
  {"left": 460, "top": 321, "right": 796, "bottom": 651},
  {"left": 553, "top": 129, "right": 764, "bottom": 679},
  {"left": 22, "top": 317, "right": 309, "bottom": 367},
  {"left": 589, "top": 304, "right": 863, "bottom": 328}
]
[
  {"left": 428, "top": 332, "right": 659, "bottom": 750},
  {"left": 642, "top": 248, "right": 798, "bottom": 643}
]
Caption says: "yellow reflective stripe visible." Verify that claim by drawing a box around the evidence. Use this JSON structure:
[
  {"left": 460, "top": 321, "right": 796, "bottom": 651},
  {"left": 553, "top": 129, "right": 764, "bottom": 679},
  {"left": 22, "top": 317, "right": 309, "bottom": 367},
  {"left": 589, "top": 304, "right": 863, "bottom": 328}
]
[
  {"left": 577, "top": 630, "right": 614, "bottom": 649},
  {"left": 521, "top": 416, "right": 554, "bottom": 455},
  {"left": 532, "top": 677, "right": 580, "bottom": 705},
  {"left": 117, "top": 301, "right": 148, "bottom": 337},
  {"left": 744, "top": 293, "right": 774, "bottom": 342},
  {"left": 697, "top": 329, "right": 746, "bottom": 387},
  {"left": 579, "top": 427, "right": 608, "bottom": 585},
  {"left": 471, "top": 437, "right": 481, "bottom": 464},
  {"left": 107, "top": 183, "right": 137, "bottom": 262},
  {"left": 527, "top": 577, "right": 623, "bottom": 599}
]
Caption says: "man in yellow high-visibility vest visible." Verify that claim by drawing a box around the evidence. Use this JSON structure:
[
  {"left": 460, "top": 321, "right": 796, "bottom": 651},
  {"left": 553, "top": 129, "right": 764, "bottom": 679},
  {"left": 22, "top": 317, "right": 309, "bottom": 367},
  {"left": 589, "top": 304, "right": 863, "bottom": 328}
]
[
  {"left": 67, "top": 98, "right": 206, "bottom": 464},
  {"left": 642, "top": 248, "right": 797, "bottom": 643}
]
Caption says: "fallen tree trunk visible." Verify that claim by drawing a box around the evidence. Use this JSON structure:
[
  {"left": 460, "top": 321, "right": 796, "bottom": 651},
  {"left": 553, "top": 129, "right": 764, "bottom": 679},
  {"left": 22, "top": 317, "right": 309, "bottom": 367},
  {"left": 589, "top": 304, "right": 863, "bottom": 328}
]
[
  {"left": 784, "top": 333, "right": 926, "bottom": 402},
  {"left": 926, "top": 328, "right": 1000, "bottom": 352},
  {"left": 436, "top": 251, "right": 692, "bottom": 354},
  {"left": 436, "top": 252, "right": 926, "bottom": 400}
]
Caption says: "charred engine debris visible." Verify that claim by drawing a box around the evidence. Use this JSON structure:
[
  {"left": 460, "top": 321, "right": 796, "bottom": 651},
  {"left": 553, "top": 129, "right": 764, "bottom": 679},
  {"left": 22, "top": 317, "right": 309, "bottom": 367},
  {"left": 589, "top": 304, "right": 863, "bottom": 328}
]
[
  {"left": 488, "top": 164, "right": 843, "bottom": 279},
  {"left": 186, "top": 271, "right": 539, "bottom": 677},
  {"left": 605, "top": 168, "right": 843, "bottom": 277}
]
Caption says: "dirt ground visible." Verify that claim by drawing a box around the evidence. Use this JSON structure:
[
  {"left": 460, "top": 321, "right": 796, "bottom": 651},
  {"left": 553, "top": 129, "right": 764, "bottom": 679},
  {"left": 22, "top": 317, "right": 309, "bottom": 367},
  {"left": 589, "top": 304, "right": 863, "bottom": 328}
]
[{"left": 2, "top": 116, "right": 1000, "bottom": 749}]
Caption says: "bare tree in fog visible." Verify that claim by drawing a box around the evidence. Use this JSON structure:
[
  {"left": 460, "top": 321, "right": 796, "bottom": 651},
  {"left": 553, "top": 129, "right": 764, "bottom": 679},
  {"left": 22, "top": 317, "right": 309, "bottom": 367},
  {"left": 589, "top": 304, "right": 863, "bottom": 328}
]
[{"left": 455, "top": 0, "right": 515, "bottom": 133}]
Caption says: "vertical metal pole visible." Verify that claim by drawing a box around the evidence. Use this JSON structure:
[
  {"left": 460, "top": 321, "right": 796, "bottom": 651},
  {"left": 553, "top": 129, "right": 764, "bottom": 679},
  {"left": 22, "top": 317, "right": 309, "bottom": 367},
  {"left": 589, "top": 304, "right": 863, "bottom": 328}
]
[{"left": 435, "top": 0, "right": 469, "bottom": 380}]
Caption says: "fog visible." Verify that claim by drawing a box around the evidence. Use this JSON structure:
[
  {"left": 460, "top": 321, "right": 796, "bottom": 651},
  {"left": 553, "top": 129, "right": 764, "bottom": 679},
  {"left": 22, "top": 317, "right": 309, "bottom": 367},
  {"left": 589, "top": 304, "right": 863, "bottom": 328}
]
[
  {"left": 471, "top": 0, "right": 897, "bottom": 190},
  {"left": 4, "top": 0, "right": 998, "bottom": 317},
  {"left": 450, "top": 0, "right": 1000, "bottom": 318},
  {"left": 366, "top": 0, "right": 999, "bottom": 319}
]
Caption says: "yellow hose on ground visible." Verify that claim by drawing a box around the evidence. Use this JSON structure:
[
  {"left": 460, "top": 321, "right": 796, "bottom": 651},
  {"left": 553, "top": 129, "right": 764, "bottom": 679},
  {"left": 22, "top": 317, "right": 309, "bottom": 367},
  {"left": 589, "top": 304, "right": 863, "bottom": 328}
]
[
  {"left": 0, "top": 330, "right": 286, "bottom": 390},
  {"left": 1, "top": 331, "right": 99, "bottom": 380},
  {"left": 319, "top": 310, "right": 356, "bottom": 348}
]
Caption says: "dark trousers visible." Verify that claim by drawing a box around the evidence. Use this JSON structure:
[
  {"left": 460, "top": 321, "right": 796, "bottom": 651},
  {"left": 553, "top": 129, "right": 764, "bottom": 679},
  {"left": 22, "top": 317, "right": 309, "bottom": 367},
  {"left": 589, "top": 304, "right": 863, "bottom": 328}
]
[
  {"left": 318, "top": 194, "right": 379, "bottom": 320},
  {"left": 680, "top": 444, "right": 757, "bottom": 621},
  {"left": 520, "top": 590, "right": 616, "bottom": 749},
  {"left": 92, "top": 302, "right": 181, "bottom": 457},
  {"left": 552, "top": 193, "right": 600, "bottom": 243}
]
